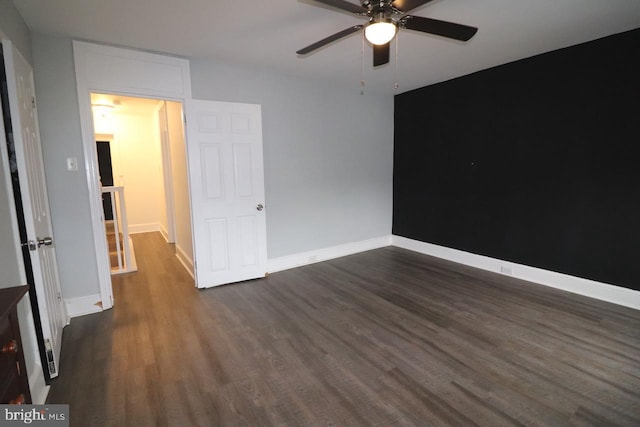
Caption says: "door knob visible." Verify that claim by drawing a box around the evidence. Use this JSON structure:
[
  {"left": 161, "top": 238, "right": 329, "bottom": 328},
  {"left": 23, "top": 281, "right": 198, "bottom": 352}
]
[
  {"left": 256, "top": 204, "right": 264, "bottom": 211},
  {"left": 37, "top": 237, "right": 53, "bottom": 247}
]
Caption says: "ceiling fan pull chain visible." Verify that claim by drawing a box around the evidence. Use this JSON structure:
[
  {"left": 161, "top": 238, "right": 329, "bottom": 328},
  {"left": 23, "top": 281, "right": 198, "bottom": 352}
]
[
  {"left": 361, "top": 31, "right": 366, "bottom": 95},
  {"left": 394, "top": 31, "right": 399, "bottom": 90}
]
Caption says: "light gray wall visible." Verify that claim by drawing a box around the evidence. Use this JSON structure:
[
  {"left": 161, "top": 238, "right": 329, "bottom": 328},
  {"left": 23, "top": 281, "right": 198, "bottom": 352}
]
[
  {"left": 30, "top": 34, "right": 393, "bottom": 300},
  {"left": 190, "top": 60, "right": 394, "bottom": 258},
  {"left": 31, "top": 34, "right": 100, "bottom": 299},
  {"left": 0, "top": 0, "right": 31, "bottom": 63}
]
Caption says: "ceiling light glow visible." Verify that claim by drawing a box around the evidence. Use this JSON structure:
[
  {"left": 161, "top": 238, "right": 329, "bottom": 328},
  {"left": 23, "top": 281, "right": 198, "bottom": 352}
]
[
  {"left": 92, "top": 103, "right": 114, "bottom": 117},
  {"left": 365, "top": 21, "right": 397, "bottom": 45}
]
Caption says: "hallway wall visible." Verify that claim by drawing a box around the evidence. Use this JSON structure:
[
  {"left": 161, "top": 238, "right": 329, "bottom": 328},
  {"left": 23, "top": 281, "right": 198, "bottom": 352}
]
[{"left": 94, "top": 102, "right": 167, "bottom": 234}]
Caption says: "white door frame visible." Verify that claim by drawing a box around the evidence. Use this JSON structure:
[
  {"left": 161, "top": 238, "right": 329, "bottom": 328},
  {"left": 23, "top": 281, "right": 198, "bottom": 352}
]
[
  {"left": 157, "top": 102, "right": 177, "bottom": 243},
  {"left": 74, "top": 42, "right": 193, "bottom": 309}
]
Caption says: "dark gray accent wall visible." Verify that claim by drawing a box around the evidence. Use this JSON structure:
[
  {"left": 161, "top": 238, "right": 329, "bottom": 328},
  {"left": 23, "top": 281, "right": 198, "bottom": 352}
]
[{"left": 393, "top": 28, "right": 640, "bottom": 291}]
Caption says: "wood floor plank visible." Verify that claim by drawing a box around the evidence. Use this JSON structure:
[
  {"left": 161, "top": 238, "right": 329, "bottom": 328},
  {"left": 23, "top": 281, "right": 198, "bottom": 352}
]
[{"left": 47, "top": 233, "right": 640, "bottom": 426}]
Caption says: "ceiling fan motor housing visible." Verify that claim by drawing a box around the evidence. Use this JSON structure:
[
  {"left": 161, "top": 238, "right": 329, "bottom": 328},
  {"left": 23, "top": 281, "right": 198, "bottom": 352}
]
[{"left": 362, "top": 0, "right": 399, "bottom": 18}]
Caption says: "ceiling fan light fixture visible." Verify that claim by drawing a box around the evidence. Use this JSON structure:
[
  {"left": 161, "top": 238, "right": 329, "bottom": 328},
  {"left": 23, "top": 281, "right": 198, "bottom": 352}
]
[
  {"left": 365, "top": 20, "right": 397, "bottom": 45},
  {"left": 91, "top": 103, "right": 115, "bottom": 118},
  {"left": 297, "top": 0, "right": 478, "bottom": 68}
]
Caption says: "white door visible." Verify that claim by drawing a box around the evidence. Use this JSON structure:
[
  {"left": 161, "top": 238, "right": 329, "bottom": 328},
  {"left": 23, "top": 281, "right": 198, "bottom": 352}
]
[
  {"left": 2, "top": 40, "right": 66, "bottom": 378},
  {"left": 185, "top": 100, "right": 267, "bottom": 288}
]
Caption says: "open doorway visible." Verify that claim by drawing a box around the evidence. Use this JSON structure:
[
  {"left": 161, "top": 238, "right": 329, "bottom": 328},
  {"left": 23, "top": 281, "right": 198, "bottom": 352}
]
[{"left": 90, "top": 93, "right": 194, "bottom": 279}]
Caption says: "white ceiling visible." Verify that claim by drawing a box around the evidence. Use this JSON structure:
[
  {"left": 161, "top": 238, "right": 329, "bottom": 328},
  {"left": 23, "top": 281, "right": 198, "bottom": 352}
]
[
  {"left": 90, "top": 93, "right": 163, "bottom": 116},
  {"left": 13, "top": 0, "right": 640, "bottom": 94}
]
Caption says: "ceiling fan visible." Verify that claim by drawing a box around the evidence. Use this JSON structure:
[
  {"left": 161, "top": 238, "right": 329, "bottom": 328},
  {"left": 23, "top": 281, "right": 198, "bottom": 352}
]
[{"left": 297, "top": 0, "right": 478, "bottom": 67}]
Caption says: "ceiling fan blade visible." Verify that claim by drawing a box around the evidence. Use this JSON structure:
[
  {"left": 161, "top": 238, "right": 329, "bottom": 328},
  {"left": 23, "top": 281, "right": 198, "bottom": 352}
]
[
  {"left": 401, "top": 16, "right": 478, "bottom": 41},
  {"left": 297, "top": 25, "right": 364, "bottom": 55},
  {"left": 310, "top": 0, "right": 367, "bottom": 14},
  {"left": 391, "top": 0, "right": 435, "bottom": 13},
  {"left": 373, "top": 43, "right": 390, "bottom": 67}
]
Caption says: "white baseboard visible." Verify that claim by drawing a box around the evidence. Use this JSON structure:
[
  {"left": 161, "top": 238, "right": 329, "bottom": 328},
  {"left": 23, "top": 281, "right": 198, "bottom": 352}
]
[
  {"left": 160, "top": 224, "right": 169, "bottom": 242},
  {"left": 175, "top": 244, "right": 194, "bottom": 279},
  {"left": 129, "top": 222, "right": 161, "bottom": 234},
  {"left": 392, "top": 235, "right": 640, "bottom": 311},
  {"left": 268, "top": 235, "right": 393, "bottom": 273},
  {"left": 65, "top": 294, "right": 103, "bottom": 319}
]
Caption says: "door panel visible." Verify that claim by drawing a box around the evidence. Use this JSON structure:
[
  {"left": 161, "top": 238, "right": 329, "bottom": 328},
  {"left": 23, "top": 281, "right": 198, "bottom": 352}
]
[
  {"left": 186, "top": 100, "right": 267, "bottom": 288},
  {"left": 201, "top": 144, "right": 224, "bottom": 199},
  {"left": 2, "top": 40, "right": 66, "bottom": 378},
  {"left": 233, "top": 144, "right": 254, "bottom": 197},
  {"left": 206, "top": 218, "right": 230, "bottom": 272},
  {"left": 237, "top": 215, "right": 258, "bottom": 266}
]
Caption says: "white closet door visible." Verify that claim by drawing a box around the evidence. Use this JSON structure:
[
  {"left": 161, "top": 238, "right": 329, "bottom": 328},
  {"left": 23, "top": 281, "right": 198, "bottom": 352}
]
[{"left": 2, "top": 40, "right": 67, "bottom": 378}]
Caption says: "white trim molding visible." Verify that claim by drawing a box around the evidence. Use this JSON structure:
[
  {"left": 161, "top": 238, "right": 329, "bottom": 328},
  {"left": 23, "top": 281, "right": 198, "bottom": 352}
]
[
  {"left": 160, "top": 224, "right": 169, "bottom": 242},
  {"left": 392, "top": 235, "right": 640, "bottom": 311},
  {"left": 268, "top": 235, "right": 392, "bottom": 273},
  {"left": 129, "top": 222, "right": 162, "bottom": 234},
  {"left": 73, "top": 41, "right": 192, "bottom": 311},
  {"left": 65, "top": 294, "right": 103, "bottom": 319},
  {"left": 175, "top": 244, "right": 194, "bottom": 279}
]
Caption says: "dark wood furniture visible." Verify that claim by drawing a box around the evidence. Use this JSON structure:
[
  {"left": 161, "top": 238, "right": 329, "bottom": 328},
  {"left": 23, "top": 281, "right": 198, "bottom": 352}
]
[{"left": 0, "top": 285, "right": 31, "bottom": 404}]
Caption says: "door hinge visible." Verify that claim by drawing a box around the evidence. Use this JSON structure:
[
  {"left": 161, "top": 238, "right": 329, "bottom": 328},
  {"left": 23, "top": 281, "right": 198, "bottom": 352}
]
[
  {"left": 183, "top": 113, "right": 187, "bottom": 124},
  {"left": 45, "top": 339, "right": 57, "bottom": 375},
  {"left": 31, "top": 96, "right": 36, "bottom": 109}
]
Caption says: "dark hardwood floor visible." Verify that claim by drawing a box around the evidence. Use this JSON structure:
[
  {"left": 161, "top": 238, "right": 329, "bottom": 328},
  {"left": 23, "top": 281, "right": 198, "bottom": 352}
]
[{"left": 47, "top": 233, "right": 640, "bottom": 426}]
